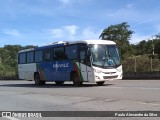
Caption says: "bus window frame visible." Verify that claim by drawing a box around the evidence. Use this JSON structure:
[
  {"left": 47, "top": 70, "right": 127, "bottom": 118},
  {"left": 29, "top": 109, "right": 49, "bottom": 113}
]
[
  {"left": 64, "top": 44, "right": 78, "bottom": 60},
  {"left": 26, "top": 51, "right": 34, "bottom": 63},
  {"left": 43, "top": 48, "right": 53, "bottom": 62},
  {"left": 35, "top": 50, "right": 43, "bottom": 63},
  {"left": 78, "top": 43, "right": 91, "bottom": 67},
  {"left": 18, "top": 52, "right": 27, "bottom": 64}
]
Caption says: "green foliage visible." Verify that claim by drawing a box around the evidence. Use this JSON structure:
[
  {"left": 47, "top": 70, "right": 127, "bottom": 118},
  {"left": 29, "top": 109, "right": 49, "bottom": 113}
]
[
  {"left": 0, "top": 63, "right": 16, "bottom": 77},
  {"left": 99, "top": 22, "right": 134, "bottom": 41},
  {"left": 123, "top": 34, "right": 160, "bottom": 72},
  {"left": 133, "top": 40, "right": 153, "bottom": 55},
  {"left": 122, "top": 55, "right": 160, "bottom": 72},
  {"left": 0, "top": 45, "right": 36, "bottom": 78}
]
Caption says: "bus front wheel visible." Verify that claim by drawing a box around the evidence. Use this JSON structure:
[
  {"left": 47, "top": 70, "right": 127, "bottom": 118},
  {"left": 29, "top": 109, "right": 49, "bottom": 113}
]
[
  {"left": 72, "top": 73, "right": 82, "bottom": 86},
  {"left": 34, "top": 74, "right": 45, "bottom": 85},
  {"left": 96, "top": 81, "right": 105, "bottom": 86}
]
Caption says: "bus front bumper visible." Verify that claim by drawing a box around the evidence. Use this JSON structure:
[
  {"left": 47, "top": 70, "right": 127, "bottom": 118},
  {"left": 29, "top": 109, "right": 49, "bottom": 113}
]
[{"left": 94, "top": 73, "right": 123, "bottom": 82}]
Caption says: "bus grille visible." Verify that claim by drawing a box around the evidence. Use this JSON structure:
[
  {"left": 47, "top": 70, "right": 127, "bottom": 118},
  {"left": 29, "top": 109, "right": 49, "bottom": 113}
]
[
  {"left": 103, "top": 75, "right": 118, "bottom": 79},
  {"left": 103, "top": 72, "right": 116, "bottom": 74}
]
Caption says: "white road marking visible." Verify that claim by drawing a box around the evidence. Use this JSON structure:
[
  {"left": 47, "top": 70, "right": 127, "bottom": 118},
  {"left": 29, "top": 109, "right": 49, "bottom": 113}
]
[
  {"left": 99, "top": 86, "right": 160, "bottom": 90},
  {"left": 138, "top": 102, "right": 160, "bottom": 106}
]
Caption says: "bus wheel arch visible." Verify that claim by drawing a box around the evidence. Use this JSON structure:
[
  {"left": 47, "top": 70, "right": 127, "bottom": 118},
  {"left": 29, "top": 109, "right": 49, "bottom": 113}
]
[
  {"left": 34, "top": 72, "right": 45, "bottom": 85},
  {"left": 71, "top": 71, "right": 83, "bottom": 86}
]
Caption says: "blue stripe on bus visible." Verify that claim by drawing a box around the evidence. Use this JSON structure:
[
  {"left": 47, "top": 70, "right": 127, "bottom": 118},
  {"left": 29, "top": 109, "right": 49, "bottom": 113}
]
[{"left": 37, "top": 60, "right": 74, "bottom": 81}]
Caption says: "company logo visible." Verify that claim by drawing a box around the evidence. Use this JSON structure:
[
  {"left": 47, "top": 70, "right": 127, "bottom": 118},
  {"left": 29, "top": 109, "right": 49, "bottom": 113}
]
[{"left": 53, "top": 63, "right": 69, "bottom": 69}]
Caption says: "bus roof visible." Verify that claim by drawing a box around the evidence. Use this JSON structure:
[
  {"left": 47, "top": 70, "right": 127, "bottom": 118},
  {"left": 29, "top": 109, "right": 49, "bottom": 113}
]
[
  {"left": 18, "top": 39, "right": 116, "bottom": 53},
  {"left": 77, "top": 40, "right": 116, "bottom": 45},
  {"left": 18, "top": 48, "right": 35, "bottom": 53},
  {"left": 52, "top": 39, "right": 116, "bottom": 45}
]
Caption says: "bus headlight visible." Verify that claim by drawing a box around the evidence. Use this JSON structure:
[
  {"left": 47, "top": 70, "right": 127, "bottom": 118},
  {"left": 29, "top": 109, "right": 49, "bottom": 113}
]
[{"left": 94, "top": 69, "right": 102, "bottom": 73}]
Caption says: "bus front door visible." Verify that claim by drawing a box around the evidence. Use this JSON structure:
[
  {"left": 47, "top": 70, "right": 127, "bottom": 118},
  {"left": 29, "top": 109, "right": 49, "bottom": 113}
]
[{"left": 79, "top": 49, "right": 93, "bottom": 82}]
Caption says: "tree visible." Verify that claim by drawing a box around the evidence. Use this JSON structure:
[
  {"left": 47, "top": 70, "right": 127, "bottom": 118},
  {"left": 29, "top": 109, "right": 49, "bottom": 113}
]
[
  {"left": 99, "top": 22, "right": 134, "bottom": 42},
  {"left": 153, "top": 37, "right": 160, "bottom": 59},
  {"left": 99, "top": 22, "right": 134, "bottom": 58},
  {"left": 0, "top": 45, "right": 36, "bottom": 78},
  {"left": 134, "top": 40, "right": 148, "bottom": 55}
]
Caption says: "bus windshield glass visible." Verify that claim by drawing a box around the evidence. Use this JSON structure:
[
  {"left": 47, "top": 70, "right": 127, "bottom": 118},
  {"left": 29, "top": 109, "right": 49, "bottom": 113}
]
[{"left": 90, "top": 44, "right": 121, "bottom": 68}]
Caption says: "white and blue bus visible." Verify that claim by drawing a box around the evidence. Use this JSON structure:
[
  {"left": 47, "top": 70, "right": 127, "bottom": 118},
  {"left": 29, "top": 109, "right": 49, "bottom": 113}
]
[{"left": 18, "top": 40, "right": 122, "bottom": 86}]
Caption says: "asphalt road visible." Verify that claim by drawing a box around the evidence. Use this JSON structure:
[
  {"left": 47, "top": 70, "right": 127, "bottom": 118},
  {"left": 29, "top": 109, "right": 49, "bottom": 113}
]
[{"left": 0, "top": 80, "right": 160, "bottom": 120}]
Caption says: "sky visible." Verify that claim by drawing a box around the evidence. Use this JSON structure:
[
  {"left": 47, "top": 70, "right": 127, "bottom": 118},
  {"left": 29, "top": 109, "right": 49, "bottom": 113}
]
[{"left": 0, "top": 0, "right": 160, "bottom": 47}]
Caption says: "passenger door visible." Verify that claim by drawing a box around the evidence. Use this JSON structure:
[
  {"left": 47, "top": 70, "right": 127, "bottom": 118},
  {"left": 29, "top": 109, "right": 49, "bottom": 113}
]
[
  {"left": 79, "top": 45, "right": 93, "bottom": 82},
  {"left": 79, "top": 49, "right": 88, "bottom": 81}
]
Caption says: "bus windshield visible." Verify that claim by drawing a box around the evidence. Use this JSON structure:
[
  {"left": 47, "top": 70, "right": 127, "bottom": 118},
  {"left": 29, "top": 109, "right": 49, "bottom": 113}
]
[{"left": 90, "top": 44, "right": 121, "bottom": 68}]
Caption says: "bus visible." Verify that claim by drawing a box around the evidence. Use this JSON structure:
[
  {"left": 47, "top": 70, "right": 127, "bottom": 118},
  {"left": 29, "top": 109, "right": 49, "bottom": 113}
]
[{"left": 18, "top": 40, "right": 122, "bottom": 86}]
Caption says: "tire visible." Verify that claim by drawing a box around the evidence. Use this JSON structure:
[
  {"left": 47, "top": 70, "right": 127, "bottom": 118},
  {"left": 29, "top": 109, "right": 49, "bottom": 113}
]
[
  {"left": 55, "top": 81, "right": 65, "bottom": 85},
  {"left": 40, "top": 81, "right": 46, "bottom": 85},
  {"left": 96, "top": 81, "right": 105, "bottom": 86},
  {"left": 34, "top": 74, "right": 45, "bottom": 85},
  {"left": 72, "top": 73, "right": 83, "bottom": 86}
]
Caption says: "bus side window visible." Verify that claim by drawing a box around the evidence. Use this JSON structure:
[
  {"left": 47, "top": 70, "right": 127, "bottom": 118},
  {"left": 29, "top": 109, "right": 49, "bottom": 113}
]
[
  {"left": 27, "top": 51, "right": 34, "bottom": 63},
  {"left": 44, "top": 49, "right": 52, "bottom": 62},
  {"left": 54, "top": 47, "right": 65, "bottom": 60},
  {"left": 65, "top": 45, "right": 77, "bottom": 60},
  {"left": 19, "top": 52, "right": 26, "bottom": 64},
  {"left": 35, "top": 50, "right": 43, "bottom": 62}
]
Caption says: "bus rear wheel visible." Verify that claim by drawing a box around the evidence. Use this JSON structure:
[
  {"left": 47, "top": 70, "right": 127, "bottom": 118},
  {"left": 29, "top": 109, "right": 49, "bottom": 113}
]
[
  {"left": 72, "top": 73, "right": 83, "bottom": 86},
  {"left": 34, "top": 74, "right": 45, "bottom": 85},
  {"left": 96, "top": 81, "right": 105, "bottom": 86},
  {"left": 55, "top": 81, "right": 65, "bottom": 85}
]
